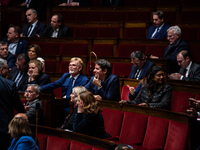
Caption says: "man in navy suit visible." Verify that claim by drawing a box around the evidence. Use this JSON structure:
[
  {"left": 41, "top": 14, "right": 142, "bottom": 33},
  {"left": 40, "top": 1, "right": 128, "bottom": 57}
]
[
  {"left": 41, "top": 57, "right": 89, "bottom": 99},
  {"left": 169, "top": 50, "right": 200, "bottom": 81},
  {"left": 21, "top": 9, "right": 46, "bottom": 37},
  {"left": 85, "top": 59, "right": 120, "bottom": 101},
  {"left": 4, "top": 25, "right": 29, "bottom": 56},
  {"left": 147, "top": 10, "right": 170, "bottom": 39},
  {"left": 0, "top": 58, "right": 24, "bottom": 150},
  {"left": 99, "top": 0, "right": 124, "bottom": 6},
  {"left": 58, "top": 0, "right": 90, "bottom": 6},
  {"left": 40, "top": 14, "right": 72, "bottom": 38}
]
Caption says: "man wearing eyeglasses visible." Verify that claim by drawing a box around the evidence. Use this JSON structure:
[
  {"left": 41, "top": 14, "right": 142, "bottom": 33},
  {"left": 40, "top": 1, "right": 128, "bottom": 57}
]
[
  {"left": 7, "top": 53, "right": 30, "bottom": 91},
  {"left": 169, "top": 50, "right": 200, "bottom": 81}
]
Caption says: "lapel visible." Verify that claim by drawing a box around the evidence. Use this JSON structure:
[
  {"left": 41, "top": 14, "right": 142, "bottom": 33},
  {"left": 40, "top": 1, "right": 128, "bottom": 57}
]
[{"left": 188, "top": 62, "right": 194, "bottom": 77}]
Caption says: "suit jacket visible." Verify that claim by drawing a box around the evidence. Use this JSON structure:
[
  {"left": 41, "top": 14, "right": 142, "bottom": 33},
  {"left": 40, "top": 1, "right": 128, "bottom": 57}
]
[
  {"left": 179, "top": 62, "right": 200, "bottom": 81},
  {"left": 100, "top": 0, "right": 124, "bottom": 6},
  {"left": 0, "top": 75, "right": 24, "bottom": 133},
  {"left": 147, "top": 23, "right": 170, "bottom": 39},
  {"left": 8, "top": 136, "right": 39, "bottom": 150},
  {"left": 85, "top": 74, "right": 120, "bottom": 101},
  {"left": 26, "top": 99, "right": 44, "bottom": 125},
  {"left": 73, "top": 113, "right": 111, "bottom": 139},
  {"left": 129, "top": 60, "right": 154, "bottom": 79},
  {"left": 6, "top": 52, "right": 16, "bottom": 68},
  {"left": 7, "top": 66, "right": 29, "bottom": 92},
  {"left": 4, "top": 38, "right": 29, "bottom": 55},
  {"left": 59, "top": 0, "right": 91, "bottom": 6},
  {"left": 21, "top": 21, "right": 46, "bottom": 37},
  {"left": 41, "top": 73, "right": 89, "bottom": 99},
  {"left": 164, "top": 39, "right": 189, "bottom": 62},
  {"left": 128, "top": 84, "right": 172, "bottom": 110},
  {"left": 41, "top": 23, "right": 72, "bottom": 38}
]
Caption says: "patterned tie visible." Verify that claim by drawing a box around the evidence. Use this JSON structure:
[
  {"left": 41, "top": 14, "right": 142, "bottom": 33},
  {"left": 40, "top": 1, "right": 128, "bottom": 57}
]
[
  {"left": 151, "top": 28, "right": 159, "bottom": 39},
  {"left": 27, "top": 25, "right": 33, "bottom": 37}
]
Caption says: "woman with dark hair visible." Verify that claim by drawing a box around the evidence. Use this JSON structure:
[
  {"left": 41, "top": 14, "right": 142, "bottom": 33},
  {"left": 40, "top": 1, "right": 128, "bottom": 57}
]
[
  {"left": 8, "top": 117, "right": 39, "bottom": 150},
  {"left": 73, "top": 91, "right": 110, "bottom": 139},
  {"left": 121, "top": 66, "right": 172, "bottom": 110}
]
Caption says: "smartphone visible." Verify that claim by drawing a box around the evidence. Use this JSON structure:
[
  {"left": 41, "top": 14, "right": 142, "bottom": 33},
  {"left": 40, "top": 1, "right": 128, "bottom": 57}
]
[{"left": 182, "top": 106, "right": 190, "bottom": 114}]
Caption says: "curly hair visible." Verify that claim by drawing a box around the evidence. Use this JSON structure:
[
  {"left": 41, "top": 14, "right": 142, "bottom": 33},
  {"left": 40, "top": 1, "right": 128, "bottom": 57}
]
[
  {"left": 79, "top": 91, "right": 102, "bottom": 115},
  {"left": 146, "top": 65, "right": 165, "bottom": 101}
]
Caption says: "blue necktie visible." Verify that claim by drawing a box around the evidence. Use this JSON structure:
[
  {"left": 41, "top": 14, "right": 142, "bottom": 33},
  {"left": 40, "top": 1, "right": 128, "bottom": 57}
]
[{"left": 66, "top": 77, "right": 74, "bottom": 99}]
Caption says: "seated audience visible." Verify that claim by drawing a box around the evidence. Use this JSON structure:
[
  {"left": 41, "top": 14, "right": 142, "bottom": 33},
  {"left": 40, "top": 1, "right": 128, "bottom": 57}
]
[
  {"left": 147, "top": 10, "right": 170, "bottom": 39},
  {"left": 8, "top": 117, "right": 39, "bottom": 150},
  {"left": 58, "top": 0, "right": 91, "bottom": 6},
  {"left": 99, "top": 0, "right": 124, "bottom": 6},
  {"left": 27, "top": 44, "right": 45, "bottom": 71},
  {"left": 7, "top": 53, "right": 30, "bottom": 92},
  {"left": 24, "top": 84, "right": 44, "bottom": 125},
  {"left": 73, "top": 91, "right": 111, "bottom": 139},
  {"left": 4, "top": 25, "right": 29, "bottom": 56},
  {"left": 150, "top": 25, "right": 189, "bottom": 62},
  {"left": 129, "top": 51, "right": 154, "bottom": 79},
  {"left": 27, "top": 60, "right": 51, "bottom": 90},
  {"left": 41, "top": 57, "right": 88, "bottom": 98},
  {"left": 169, "top": 50, "right": 200, "bottom": 81},
  {"left": 0, "top": 41, "right": 15, "bottom": 68},
  {"left": 120, "top": 66, "right": 172, "bottom": 110},
  {"left": 85, "top": 59, "right": 120, "bottom": 101},
  {"left": 60, "top": 86, "right": 87, "bottom": 130},
  {"left": 40, "top": 13, "right": 72, "bottom": 38},
  {"left": 21, "top": 8, "right": 46, "bottom": 37}
]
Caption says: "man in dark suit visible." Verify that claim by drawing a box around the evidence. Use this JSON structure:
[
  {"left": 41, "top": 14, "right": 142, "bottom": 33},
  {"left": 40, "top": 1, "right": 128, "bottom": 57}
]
[
  {"left": 24, "top": 84, "right": 44, "bottom": 125},
  {"left": 169, "top": 50, "right": 200, "bottom": 81},
  {"left": 58, "top": 0, "right": 90, "bottom": 6},
  {"left": 85, "top": 59, "right": 120, "bottom": 101},
  {"left": 21, "top": 8, "right": 46, "bottom": 37},
  {"left": 0, "top": 58, "right": 25, "bottom": 150},
  {"left": 40, "top": 13, "right": 72, "bottom": 38},
  {"left": 4, "top": 25, "right": 29, "bottom": 56},
  {"left": 99, "top": 0, "right": 124, "bottom": 6},
  {"left": 7, "top": 53, "right": 30, "bottom": 92},
  {"left": 129, "top": 51, "right": 154, "bottom": 80},
  {"left": 147, "top": 10, "right": 170, "bottom": 39}
]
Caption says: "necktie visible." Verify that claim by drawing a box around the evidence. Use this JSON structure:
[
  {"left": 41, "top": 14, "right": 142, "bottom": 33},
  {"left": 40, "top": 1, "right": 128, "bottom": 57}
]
[
  {"left": 14, "top": 72, "right": 23, "bottom": 87},
  {"left": 27, "top": 25, "right": 33, "bottom": 37},
  {"left": 151, "top": 28, "right": 159, "bottom": 39},
  {"left": 134, "top": 69, "right": 141, "bottom": 79}
]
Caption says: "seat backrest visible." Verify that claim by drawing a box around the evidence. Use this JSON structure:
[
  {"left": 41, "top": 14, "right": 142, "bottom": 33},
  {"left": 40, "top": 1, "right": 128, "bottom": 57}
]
[
  {"left": 121, "top": 85, "right": 130, "bottom": 100},
  {"left": 171, "top": 91, "right": 195, "bottom": 113},
  {"left": 97, "top": 27, "right": 120, "bottom": 38},
  {"left": 101, "top": 108, "right": 124, "bottom": 138},
  {"left": 164, "top": 121, "right": 188, "bottom": 150},
  {"left": 118, "top": 112, "right": 148, "bottom": 145},
  {"left": 37, "top": 134, "right": 48, "bottom": 150},
  {"left": 59, "top": 61, "right": 69, "bottom": 73},
  {"left": 92, "top": 44, "right": 113, "bottom": 57},
  {"left": 46, "top": 136, "right": 71, "bottom": 150},
  {"left": 112, "top": 63, "right": 132, "bottom": 77},
  {"left": 142, "top": 116, "right": 169, "bottom": 149},
  {"left": 145, "top": 45, "right": 166, "bottom": 57},
  {"left": 70, "top": 141, "right": 92, "bottom": 150}
]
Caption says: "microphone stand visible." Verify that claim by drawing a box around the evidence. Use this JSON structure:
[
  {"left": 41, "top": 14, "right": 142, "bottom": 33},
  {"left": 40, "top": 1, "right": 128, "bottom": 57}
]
[{"left": 89, "top": 51, "right": 98, "bottom": 76}]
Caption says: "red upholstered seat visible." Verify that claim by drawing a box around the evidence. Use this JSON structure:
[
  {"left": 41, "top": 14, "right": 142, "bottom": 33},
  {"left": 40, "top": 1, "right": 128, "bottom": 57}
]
[
  {"left": 121, "top": 85, "right": 130, "bottom": 100},
  {"left": 102, "top": 108, "right": 124, "bottom": 138},
  {"left": 73, "top": 27, "right": 97, "bottom": 38},
  {"left": 124, "top": 0, "right": 136, "bottom": 6},
  {"left": 92, "top": 44, "right": 113, "bottom": 57},
  {"left": 195, "top": 94, "right": 200, "bottom": 100},
  {"left": 180, "top": 10, "right": 200, "bottom": 24},
  {"left": 118, "top": 112, "right": 148, "bottom": 145},
  {"left": 112, "top": 63, "right": 132, "bottom": 77},
  {"left": 181, "top": 27, "right": 198, "bottom": 41},
  {"left": 142, "top": 116, "right": 169, "bottom": 149},
  {"left": 86, "top": 61, "right": 95, "bottom": 75},
  {"left": 45, "top": 60, "right": 57, "bottom": 73},
  {"left": 101, "top": 12, "right": 125, "bottom": 22},
  {"left": 145, "top": 45, "right": 166, "bottom": 57},
  {"left": 59, "top": 43, "right": 88, "bottom": 56},
  {"left": 37, "top": 134, "right": 48, "bottom": 150},
  {"left": 46, "top": 136, "right": 71, "bottom": 150},
  {"left": 92, "top": 147, "right": 103, "bottom": 150},
  {"left": 70, "top": 141, "right": 92, "bottom": 150},
  {"left": 117, "top": 44, "right": 146, "bottom": 57},
  {"left": 97, "top": 27, "right": 120, "bottom": 38},
  {"left": 76, "top": 12, "right": 101, "bottom": 22},
  {"left": 53, "top": 86, "right": 62, "bottom": 98},
  {"left": 164, "top": 121, "right": 188, "bottom": 150},
  {"left": 171, "top": 91, "right": 195, "bottom": 113},
  {"left": 59, "top": 61, "right": 69, "bottom": 73},
  {"left": 124, "top": 27, "right": 146, "bottom": 39},
  {"left": 190, "top": 45, "right": 200, "bottom": 63},
  {"left": 125, "top": 11, "right": 150, "bottom": 22},
  {"left": 32, "top": 43, "right": 60, "bottom": 56}
]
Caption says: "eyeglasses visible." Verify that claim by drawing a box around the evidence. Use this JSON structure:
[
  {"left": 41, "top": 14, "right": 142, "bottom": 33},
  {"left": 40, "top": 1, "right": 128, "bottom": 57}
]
[
  {"left": 15, "top": 63, "right": 25, "bottom": 67},
  {"left": 177, "top": 60, "right": 184, "bottom": 64},
  {"left": 25, "top": 90, "right": 34, "bottom": 93}
]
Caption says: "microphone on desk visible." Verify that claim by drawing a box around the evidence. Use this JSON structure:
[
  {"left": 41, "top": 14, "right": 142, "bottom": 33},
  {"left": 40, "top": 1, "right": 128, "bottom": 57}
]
[
  {"left": 89, "top": 51, "right": 98, "bottom": 76},
  {"left": 35, "top": 103, "right": 40, "bottom": 150}
]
